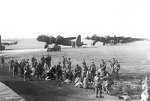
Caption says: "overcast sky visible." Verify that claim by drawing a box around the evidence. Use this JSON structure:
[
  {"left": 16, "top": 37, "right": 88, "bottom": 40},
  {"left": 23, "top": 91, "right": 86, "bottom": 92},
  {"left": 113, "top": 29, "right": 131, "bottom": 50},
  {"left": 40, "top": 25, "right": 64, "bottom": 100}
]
[{"left": 0, "top": 0, "right": 150, "bottom": 39}]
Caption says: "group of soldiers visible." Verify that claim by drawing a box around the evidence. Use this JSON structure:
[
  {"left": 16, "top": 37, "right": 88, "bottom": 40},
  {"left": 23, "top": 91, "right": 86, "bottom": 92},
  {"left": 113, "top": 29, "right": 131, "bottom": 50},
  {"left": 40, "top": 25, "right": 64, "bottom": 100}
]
[
  {"left": 73, "top": 58, "right": 120, "bottom": 98},
  {"left": 7, "top": 54, "right": 120, "bottom": 98},
  {"left": 8, "top": 54, "right": 52, "bottom": 81}
]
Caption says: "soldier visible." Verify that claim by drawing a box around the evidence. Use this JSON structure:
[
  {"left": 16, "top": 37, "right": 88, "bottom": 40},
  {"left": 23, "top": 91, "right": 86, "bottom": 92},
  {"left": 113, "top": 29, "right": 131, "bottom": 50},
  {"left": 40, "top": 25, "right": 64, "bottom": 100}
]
[
  {"left": 66, "top": 70, "right": 74, "bottom": 82},
  {"left": 90, "top": 62, "right": 96, "bottom": 80},
  {"left": 82, "top": 63, "right": 88, "bottom": 80},
  {"left": 82, "top": 59, "right": 86, "bottom": 67},
  {"left": 33, "top": 59, "right": 38, "bottom": 69},
  {"left": 67, "top": 58, "right": 72, "bottom": 71},
  {"left": 13, "top": 60, "right": 19, "bottom": 77},
  {"left": 56, "top": 62, "right": 62, "bottom": 82},
  {"left": 101, "top": 59, "right": 106, "bottom": 71},
  {"left": 94, "top": 71, "right": 103, "bottom": 98},
  {"left": 114, "top": 60, "right": 120, "bottom": 79},
  {"left": 62, "top": 56, "right": 66, "bottom": 68},
  {"left": 31, "top": 55, "right": 36, "bottom": 68},
  {"left": 109, "top": 61, "right": 114, "bottom": 73},
  {"left": 1, "top": 55, "right": 5, "bottom": 68},
  {"left": 8, "top": 58, "right": 15, "bottom": 73},
  {"left": 112, "top": 58, "right": 116, "bottom": 71},
  {"left": 74, "top": 64, "right": 82, "bottom": 78},
  {"left": 36, "top": 61, "right": 43, "bottom": 81},
  {"left": 98, "top": 68, "right": 110, "bottom": 93},
  {"left": 41, "top": 55, "right": 45, "bottom": 68},
  {"left": 24, "top": 59, "right": 31, "bottom": 81},
  {"left": 19, "top": 59, "right": 26, "bottom": 77},
  {"left": 45, "top": 54, "right": 51, "bottom": 69}
]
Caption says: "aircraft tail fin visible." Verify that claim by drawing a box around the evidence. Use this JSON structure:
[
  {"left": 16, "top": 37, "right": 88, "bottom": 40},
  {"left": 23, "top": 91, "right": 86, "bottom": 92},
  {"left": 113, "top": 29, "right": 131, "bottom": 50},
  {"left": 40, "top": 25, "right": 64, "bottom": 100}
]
[{"left": 76, "top": 35, "right": 86, "bottom": 47}]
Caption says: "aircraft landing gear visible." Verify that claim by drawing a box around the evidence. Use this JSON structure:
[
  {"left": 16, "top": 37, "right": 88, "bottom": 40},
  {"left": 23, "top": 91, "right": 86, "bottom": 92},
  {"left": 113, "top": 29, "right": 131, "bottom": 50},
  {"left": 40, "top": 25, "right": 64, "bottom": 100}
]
[{"left": 44, "top": 44, "right": 49, "bottom": 48}]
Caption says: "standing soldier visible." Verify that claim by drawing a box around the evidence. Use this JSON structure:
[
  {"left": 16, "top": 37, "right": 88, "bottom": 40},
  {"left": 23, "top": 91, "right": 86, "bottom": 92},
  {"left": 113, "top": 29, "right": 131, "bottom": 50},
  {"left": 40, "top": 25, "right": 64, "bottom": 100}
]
[
  {"left": 24, "top": 59, "right": 31, "bottom": 81},
  {"left": 1, "top": 55, "right": 5, "bottom": 68},
  {"left": 13, "top": 60, "right": 19, "bottom": 77},
  {"left": 82, "top": 59, "right": 86, "bottom": 67},
  {"left": 109, "top": 61, "right": 114, "bottom": 73},
  {"left": 33, "top": 59, "right": 38, "bottom": 69},
  {"left": 62, "top": 56, "right": 66, "bottom": 68},
  {"left": 19, "top": 59, "right": 26, "bottom": 77},
  {"left": 101, "top": 59, "right": 106, "bottom": 71},
  {"left": 41, "top": 55, "right": 45, "bottom": 68},
  {"left": 45, "top": 54, "right": 51, "bottom": 69},
  {"left": 112, "top": 58, "right": 116, "bottom": 71},
  {"left": 94, "top": 71, "right": 103, "bottom": 98},
  {"left": 114, "top": 60, "right": 120, "bottom": 79},
  {"left": 31, "top": 55, "right": 36, "bottom": 68},
  {"left": 67, "top": 58, "right": 72, "bottom": 71},
  {"left": 99, "top": 68, "right": 110, "bottom": 93},
  {"left": 8, "top": 58, "right": 14, "bottom": 73},
  {"left": 90, "top": 62, "right": 96, "bottom": 80},
  {"left": 82, "top": 62, "right": 88, "bottom": 80},
  {"left": 36, "top": 61, "right": 43, "bottom": 81},
  {"left": 56, "top": 62, "right": 62, "bottom": 82}
]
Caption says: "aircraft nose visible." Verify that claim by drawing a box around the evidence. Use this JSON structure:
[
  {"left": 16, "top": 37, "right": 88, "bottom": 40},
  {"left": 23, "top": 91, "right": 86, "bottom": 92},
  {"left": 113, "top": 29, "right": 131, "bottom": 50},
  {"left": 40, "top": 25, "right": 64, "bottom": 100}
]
[{"left": 37, "top": 36, "right": 42, "bottom": 41}]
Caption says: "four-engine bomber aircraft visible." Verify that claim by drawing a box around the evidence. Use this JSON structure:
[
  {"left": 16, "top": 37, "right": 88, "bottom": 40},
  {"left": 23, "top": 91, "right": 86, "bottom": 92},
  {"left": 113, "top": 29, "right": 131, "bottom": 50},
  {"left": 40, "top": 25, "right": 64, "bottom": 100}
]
[
  {"left": 37, "top": 35, "right": 86, "bottom": 48},
  {"left": 86, "top": 34, "right": 146, "bottom": 46}
]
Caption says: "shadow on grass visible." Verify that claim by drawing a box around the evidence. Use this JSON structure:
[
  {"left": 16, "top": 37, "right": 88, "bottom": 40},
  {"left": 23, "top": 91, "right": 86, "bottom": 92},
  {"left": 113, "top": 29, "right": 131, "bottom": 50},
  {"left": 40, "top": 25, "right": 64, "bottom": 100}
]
[{"left": 3, "top": 80, "right": 77, "bottom": 101}]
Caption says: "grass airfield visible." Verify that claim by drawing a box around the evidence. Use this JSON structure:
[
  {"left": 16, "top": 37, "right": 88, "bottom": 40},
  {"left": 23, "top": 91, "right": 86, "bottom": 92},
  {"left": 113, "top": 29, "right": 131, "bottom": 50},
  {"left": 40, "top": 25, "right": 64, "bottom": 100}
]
[{"left": 1, "top": 40, "right": 150, "bottom": 101}]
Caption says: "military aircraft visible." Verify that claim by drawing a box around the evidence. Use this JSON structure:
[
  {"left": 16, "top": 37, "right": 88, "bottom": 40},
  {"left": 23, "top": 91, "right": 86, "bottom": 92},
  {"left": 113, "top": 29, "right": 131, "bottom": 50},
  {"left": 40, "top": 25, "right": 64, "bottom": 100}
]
[
  {"left": 85, "top": 34, "right": 146, "bottom": 46},
  {"left": 37, "top": 34, "right": 86, "bottom": 48},
  {"left": 0, "top": 35, "right": 18, "bottom": 50}
]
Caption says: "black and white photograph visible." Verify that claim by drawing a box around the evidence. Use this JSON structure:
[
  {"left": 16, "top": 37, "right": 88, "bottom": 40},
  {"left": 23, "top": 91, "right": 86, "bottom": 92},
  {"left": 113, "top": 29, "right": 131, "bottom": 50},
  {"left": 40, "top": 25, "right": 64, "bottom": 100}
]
[{"left": 0, "top": 0, "right": 150, "bottom": 101}]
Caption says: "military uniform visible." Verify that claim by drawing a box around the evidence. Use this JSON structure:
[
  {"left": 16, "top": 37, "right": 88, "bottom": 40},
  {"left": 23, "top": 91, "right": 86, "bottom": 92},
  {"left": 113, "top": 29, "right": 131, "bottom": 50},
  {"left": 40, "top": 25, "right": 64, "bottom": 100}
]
[
  {"left": 45, "top": 55, "right": 51, "bottom": 69},
  {"left": 19, "top": 59, "right": 26, "bottom": 77},
  {"left": 90, "top": 62, "right": 96, "bottom": 79},
  {"left": 82, "top": 64, "right": 88, "bottom": 79},
  {"left": 98, "top": 69, "right": 110, "bottom": 94},
  {"left": 114, "top": 61, "right": 120, "bottom": 79},
  {"left": 56, "top": 62, "right": 62, "bottom": 81},
  {"left": 41, "top": 55, "right": 45, "bottom": 68},
  {"left": 8, "top": 59, "right": 14, "bottom": 73},
  {"left": 1, "top": 55, "right": 4, "bottom": 68},
  {"left": 62, "top": 56, "right": 66, "bottom": 68},
  {"left": 24, "top": 61, "right": 31, "bottom": 81},
  {"left": 31, "top": 56, "right": 36, "bottom": 68},
  {"left": 94, "top": 72, "right": 103, "bottom": 98},
  {"left": 66, "top": 58, "right": 71, "bottom": 71},
  {"left": 13, "top": 60, "right": 19, "bottom": 77},
  {"left": 36, "top": 62, "right": 43, "bottom": 80},
  {"left": 74, "top": 65, "right": 82, "bottom": 78}
]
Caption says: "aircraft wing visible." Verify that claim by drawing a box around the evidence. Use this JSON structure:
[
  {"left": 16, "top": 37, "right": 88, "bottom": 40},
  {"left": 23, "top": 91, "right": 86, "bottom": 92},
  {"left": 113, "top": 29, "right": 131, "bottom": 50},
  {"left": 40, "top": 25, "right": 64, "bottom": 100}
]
[
  {"left": 1, "top": 40, "right": 18, "bottom": 46},
  {"left": 64, "top": 37, "right": 76, "bottom": 40}
]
